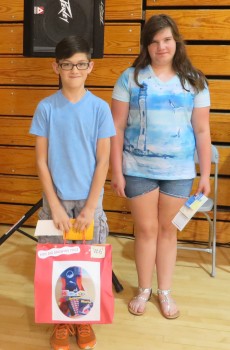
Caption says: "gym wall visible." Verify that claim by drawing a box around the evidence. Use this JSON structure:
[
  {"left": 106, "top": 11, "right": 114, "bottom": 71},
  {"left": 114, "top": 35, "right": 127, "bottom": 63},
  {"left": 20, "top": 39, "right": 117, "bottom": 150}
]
[{"left": 0, "top": 0, "right": 229, "bottom": 243}]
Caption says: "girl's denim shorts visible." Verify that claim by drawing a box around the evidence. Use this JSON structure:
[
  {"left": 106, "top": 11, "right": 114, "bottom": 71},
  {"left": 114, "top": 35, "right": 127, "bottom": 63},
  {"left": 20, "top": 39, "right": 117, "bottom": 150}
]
[{"left": 124, "top": 175, "right": 194, "bottom": 199}]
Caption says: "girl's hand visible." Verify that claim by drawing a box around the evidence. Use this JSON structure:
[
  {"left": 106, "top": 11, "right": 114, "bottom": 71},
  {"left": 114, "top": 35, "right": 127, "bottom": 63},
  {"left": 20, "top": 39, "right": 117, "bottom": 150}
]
[
  {"left": 195, "top": 176, "right": 211, "bottom": 197},
  {"left": 111, "top": 173, "right": 127, "bottom": 197}
]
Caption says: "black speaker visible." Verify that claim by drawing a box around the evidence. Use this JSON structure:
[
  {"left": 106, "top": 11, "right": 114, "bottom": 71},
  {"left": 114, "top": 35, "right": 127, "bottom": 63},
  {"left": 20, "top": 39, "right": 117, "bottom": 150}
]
[{"left": 23, "top": 0, "right": 105, "bottom": 58}]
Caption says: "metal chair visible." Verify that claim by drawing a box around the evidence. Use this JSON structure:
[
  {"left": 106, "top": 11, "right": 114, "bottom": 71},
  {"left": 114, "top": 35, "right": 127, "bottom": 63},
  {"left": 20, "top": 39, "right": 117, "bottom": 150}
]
[{"left": 177, "top": 145, "right": 219, "bottom": 277}]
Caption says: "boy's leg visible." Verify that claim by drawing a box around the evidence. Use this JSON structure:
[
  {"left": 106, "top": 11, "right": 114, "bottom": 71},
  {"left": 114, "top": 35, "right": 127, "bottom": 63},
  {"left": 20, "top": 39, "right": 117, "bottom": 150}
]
[
  {"left": 91, "top": 194, "right": 109, "bottom": 244},
  {"left": 73, "top": 194, "right": 107, "bottom": 349},
  {"left": 38, "top": 195, "right": 77, "bottom": 349}
]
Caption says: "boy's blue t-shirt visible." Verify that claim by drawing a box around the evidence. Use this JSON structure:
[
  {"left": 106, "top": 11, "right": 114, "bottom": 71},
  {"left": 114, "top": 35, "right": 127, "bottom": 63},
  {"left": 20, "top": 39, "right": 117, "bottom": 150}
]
[
  {"left": 30, "top": 90, "right": 116, "bottom": 200},
  {"left": 112, "top": 66, "right": 210, "bottom": 180}
]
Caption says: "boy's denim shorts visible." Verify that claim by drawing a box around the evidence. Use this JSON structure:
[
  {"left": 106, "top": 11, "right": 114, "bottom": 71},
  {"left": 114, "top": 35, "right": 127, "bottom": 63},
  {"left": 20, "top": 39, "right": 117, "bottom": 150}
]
[
  {"left": 124, "top": 175, "right": 194, "bottom": 199},
  {"left": 38, "top": 193, "right": 109, "bottom": 245}
]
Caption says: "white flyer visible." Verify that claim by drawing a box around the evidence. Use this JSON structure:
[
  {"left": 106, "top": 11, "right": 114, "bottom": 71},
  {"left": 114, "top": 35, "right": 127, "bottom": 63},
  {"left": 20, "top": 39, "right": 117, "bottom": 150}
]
[{"left": 172, "top": 193, "right": 208, "bottom": 231}]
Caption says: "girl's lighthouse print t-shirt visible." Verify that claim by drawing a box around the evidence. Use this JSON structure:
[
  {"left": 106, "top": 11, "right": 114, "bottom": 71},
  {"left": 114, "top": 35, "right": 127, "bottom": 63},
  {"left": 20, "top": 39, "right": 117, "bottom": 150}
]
[{"left": 112, "top": 66, "right": 210, "bottom": 180}]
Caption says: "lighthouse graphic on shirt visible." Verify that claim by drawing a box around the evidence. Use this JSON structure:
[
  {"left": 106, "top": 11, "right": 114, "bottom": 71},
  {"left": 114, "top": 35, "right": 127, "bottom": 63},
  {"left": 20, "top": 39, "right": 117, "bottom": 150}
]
[
  {"left": 124, "top": 83, "right": 174, "bottom": 159},
  {"left": 137, "top": 83, "right": 147, "bottom": 152}
]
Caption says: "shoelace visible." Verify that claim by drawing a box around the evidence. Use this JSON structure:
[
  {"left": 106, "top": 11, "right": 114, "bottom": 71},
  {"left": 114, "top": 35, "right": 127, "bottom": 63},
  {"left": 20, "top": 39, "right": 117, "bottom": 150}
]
[
  {"left": 77, "top": 324, "right": 91, "bottom": 338},
  {"left": 54, "top": 324, "right": 75, "bottom": 339}
]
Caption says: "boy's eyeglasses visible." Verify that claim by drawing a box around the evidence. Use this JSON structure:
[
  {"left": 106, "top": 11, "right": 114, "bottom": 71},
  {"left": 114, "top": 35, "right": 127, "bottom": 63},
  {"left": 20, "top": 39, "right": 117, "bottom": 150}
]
[{"left": 59, "top": 62, "right": 90, "bottom": 71}]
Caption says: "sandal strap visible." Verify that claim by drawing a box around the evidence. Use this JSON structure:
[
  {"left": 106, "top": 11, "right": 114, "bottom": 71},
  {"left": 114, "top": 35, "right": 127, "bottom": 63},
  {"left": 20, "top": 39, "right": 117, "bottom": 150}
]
[
  {"left": 134, "top": 287, "right": 152, "bottom": 302},
  {"left": 157, "top": 289, "right": 179, "bottom": 318},
  {"left": 157, "top": 289, "right": 171, "bottom": 296},
  {"left": 157, "top": 289, "right": 172, "bottom": 305},
  {"left": 157, "top": 288, "right": 173, "bottom": 310},
  {"left": 128, "top": 287, "right": 152, "bottom": 315},
  {"left": 139, "top": 287, "right": 152, "bottom": 294}
]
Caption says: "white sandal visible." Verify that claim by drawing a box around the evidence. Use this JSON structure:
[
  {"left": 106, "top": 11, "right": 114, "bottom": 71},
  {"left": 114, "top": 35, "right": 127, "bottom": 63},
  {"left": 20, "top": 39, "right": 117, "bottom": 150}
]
[
  {"left": 157, "top": 289, "right": 180, "bottom": 319},
  {"left": 128, "top": 287, "right": 152, "bottom": 316}
]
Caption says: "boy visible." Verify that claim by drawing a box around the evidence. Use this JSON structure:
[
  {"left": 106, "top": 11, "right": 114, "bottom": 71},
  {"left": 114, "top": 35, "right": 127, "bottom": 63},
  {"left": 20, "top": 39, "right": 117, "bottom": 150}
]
[{"left": 30, "top": 36, "right": 116, "bottom": 350}]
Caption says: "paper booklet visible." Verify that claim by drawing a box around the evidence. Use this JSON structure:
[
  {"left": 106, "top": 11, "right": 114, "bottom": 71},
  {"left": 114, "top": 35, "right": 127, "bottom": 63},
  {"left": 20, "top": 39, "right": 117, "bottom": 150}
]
[
  {"left": 34, "top": 220, "right": 62, "bottom": 236},
  {"left": 172, "top": 193, "right": 208, "bottom": 231}
]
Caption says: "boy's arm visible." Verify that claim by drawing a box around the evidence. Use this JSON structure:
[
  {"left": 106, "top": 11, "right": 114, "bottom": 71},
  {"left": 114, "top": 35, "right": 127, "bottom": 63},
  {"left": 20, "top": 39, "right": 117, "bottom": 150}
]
[
  {"left": 36, "top": 136, "right": 72, "bottom": 232},
  {"left": 73, "top": 137, "right": 110, "bottom": 232}
]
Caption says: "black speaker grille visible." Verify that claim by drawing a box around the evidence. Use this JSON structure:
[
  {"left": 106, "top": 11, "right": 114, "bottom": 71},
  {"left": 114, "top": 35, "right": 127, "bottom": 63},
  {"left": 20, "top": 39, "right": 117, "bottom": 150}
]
[
  {"left": 33, "top": 0, "right": 94, "bottom": 53},
  {"left": 24, "top": 0, "right": 105, "bottom": 58}
]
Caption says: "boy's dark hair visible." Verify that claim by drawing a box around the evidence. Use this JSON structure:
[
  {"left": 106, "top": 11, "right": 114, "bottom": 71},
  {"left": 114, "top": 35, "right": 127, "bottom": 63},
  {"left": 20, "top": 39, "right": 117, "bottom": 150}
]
[{"left": 55, "top": 35, "right": 91, "bottom": 62}]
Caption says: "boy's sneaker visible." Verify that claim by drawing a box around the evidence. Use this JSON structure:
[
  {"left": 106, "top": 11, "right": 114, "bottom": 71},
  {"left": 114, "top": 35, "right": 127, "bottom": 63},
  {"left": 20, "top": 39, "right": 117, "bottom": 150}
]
[
  {"left": 75, "top": 324, "right": 96, "bottom": 349},
  {"left": 50, "top": 324, "right": 75, "bottom": 350}
]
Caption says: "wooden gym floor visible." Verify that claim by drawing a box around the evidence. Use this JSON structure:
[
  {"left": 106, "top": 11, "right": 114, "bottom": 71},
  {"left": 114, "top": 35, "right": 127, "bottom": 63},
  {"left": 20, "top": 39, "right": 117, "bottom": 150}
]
[{"left": 0, "top": 225, "right": 230, "bottom": 350}]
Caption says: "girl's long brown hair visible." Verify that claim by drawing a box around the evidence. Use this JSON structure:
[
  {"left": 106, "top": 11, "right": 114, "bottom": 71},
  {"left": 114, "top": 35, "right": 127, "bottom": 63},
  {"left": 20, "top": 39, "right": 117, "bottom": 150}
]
[{"left": 133, "top": 14, "right": 208, "bottom": 92}]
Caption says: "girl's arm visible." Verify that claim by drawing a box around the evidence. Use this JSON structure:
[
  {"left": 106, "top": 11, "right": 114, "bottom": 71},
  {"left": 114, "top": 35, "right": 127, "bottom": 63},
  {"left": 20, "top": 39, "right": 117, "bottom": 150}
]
[
  {"left": 110, "top": 99, "right": 129, "bottom": 197},
  {"left": 191, "top": 106, "right": 211, "bottom": 196}
]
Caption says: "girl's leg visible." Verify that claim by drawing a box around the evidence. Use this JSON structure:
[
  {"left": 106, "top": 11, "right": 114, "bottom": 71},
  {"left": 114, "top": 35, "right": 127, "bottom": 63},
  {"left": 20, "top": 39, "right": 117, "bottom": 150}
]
[
  {"left": 128, "top": 188, "right": 159, "bottom": 315},
  {"left": 156, "top": 192, "right": 187, "bottom": 318}
]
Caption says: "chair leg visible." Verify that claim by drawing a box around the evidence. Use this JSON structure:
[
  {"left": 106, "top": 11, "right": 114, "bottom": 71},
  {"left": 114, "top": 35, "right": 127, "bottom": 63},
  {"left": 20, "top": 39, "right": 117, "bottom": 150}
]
[
  {"left": 211, "top": 226, "right": 217, "bottom": 277},
  {"left": 202, "top": 212, "right": 216, "bottom": 277}
]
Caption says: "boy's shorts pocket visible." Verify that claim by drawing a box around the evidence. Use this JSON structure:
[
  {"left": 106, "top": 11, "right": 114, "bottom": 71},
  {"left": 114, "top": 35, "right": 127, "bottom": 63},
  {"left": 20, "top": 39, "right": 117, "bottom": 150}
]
[{"left": 93, "top": 210, "right": 109, "bottom": 244}]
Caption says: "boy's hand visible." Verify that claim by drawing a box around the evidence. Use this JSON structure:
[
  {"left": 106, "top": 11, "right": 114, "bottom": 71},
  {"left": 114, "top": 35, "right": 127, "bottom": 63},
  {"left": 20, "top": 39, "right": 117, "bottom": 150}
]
[
  {"left": 73, "top": 207, "right": 94, "bottom": 232},
  {"left": 51, "top": 204, "right": 72, "bottom": 233}
]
